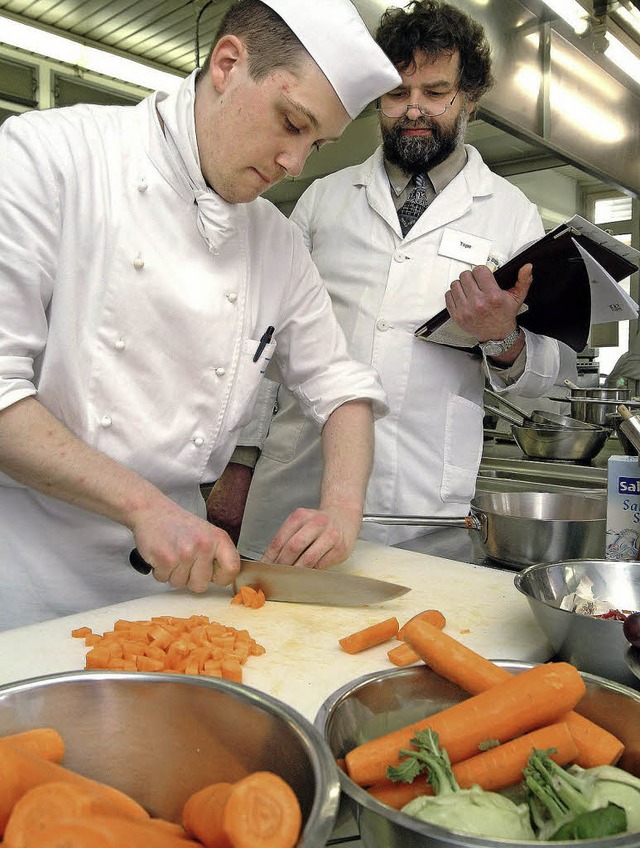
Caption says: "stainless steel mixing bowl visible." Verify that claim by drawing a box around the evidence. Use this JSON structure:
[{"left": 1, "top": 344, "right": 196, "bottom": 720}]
[
  {"left": 511, "top": 421, "right": 610, "bottom": 461},
  {"left": 0, "top": 671, "right": 340, "bottom": 843},
  {"left": 316, "top": 662, "right": 640, "bottom": 848},
  {"left": 515, "top": 559, "right": 640, "bottom": 687}
]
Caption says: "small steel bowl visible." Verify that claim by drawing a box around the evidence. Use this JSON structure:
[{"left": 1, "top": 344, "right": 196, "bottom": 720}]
[
  {"left": 0, "top": 671, "right": 340, "bottom": 842},
  {"left": 515, "top": 559, "right": 640, "bottom": 687},
  {"left": 316, "top": 662, "right": 640, "bottom": 848},
  {"left": 511, "top": 422, "right": 610, "bottom": 461}
]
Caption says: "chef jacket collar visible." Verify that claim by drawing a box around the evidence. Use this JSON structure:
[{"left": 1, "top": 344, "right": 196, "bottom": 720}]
[{"left": 154, "top": 70, "right": 245, "bottom": 255}]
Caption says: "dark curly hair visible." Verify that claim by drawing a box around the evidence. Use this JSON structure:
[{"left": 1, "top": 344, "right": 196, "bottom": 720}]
[{"left": 376, "top": 0, "right": 494, "bottom": 102}]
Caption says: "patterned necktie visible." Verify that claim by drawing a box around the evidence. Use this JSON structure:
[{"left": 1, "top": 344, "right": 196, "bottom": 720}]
[{"left": 397, "top": 173, "right": 429, "bottom": 237}]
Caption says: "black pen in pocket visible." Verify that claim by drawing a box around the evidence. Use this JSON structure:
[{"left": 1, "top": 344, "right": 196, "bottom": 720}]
[{"left": 253, "top": 325, "right": 275, "bottom": 362}]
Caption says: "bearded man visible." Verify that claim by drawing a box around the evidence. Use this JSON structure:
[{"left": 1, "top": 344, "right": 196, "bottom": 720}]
[{"left": 209, "top": 0, "right": 577, "bottom": 559}]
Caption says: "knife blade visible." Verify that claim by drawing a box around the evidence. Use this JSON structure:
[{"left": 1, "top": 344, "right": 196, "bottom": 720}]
[{"left": 128, "top": 549, "right": 409, "bottom": 607}]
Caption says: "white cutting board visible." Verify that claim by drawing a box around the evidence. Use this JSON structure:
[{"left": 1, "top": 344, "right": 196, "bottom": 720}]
[{"left": 0, "top": 541, "right": 551, "bottom": 723}]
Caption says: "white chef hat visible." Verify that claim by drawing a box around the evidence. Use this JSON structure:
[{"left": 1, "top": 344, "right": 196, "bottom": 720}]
[{"left": 262, "top": 0, "right": 401, "bottom": 118}]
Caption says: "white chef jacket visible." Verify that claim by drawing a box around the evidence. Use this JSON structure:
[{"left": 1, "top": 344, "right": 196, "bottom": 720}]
[
  {"left": 0, "top": 86, "right": 387, "bottom": 629},
  {"left": 238, "top": 145, "right": 573, "bottom": 554}
]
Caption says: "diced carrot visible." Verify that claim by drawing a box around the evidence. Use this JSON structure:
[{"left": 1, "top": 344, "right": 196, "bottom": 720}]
[
  {"left": 344, "top": 662, "right": 586, "bottom": 787},
  {"left": 239, "top": 586, "right": 259, "bottom": 607},
  {"left": 136, "top": 656, "right": 165, "bottom": 673},
  {"left": 402, "top": 618, "right": 625, "bottom": 769},
  {"left": 221, "top": 658, "right": 242, "bottom": 683},
  {"left": 0, "top": 729, "right": 65, "bottom": 764},
  {"left": 71, "top": 627, "right": 92, "bottom": 639},
  {"left": 338, "top": 618, "right": 399, "bottom": 654},
  {"left": 397, "top": 609, "right": 446, "bottom": 641},
  {"left": 251, "top": 589, "right": 266, "bottom": 609}
]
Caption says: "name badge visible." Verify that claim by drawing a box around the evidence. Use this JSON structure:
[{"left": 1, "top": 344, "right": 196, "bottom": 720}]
[{"left": 438, "top": 228, "right": 493, "bottom": 266}]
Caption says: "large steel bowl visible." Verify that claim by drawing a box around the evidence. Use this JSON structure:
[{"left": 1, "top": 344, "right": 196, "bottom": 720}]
[
  {"left": 316, "top": 662, "right": 640, "bottom": 848},
  {"left": 0, "top": 671, "right": 340, "bottom": 843},
  {"left": 511, "top": 421, "right": 610, "bottom": 461},
  {"left": 515, "top": 560, "right": 640, "bottom": 687}
]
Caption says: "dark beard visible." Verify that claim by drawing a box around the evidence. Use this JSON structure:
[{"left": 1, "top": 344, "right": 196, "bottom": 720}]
[{"left": 381, "top": 112, "right": 466, "bottom": 176}]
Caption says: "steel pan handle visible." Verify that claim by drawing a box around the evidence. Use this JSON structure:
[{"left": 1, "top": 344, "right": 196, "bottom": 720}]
[{"left": 362, "top": 514, "right": 481, "bottom": 531}]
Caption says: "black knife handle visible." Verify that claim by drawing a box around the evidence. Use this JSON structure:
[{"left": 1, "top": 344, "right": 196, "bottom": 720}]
[{"left": 129, "top": 548, "right": 153, "bottom": 575}]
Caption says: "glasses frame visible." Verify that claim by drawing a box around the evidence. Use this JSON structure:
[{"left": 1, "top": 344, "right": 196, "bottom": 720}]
[{"left": 377, "top": 90, "right": 460, "bottom": 120}]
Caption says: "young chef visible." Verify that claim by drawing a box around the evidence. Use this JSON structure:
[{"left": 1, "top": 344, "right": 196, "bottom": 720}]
[
  {"left": 211, "top": 0, "right": 577, "bottom": 557},
  {"left": 0, "top": 0, "right": 401, "bottom": 629}
]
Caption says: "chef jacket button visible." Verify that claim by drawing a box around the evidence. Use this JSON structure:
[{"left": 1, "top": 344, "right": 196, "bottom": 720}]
[
  {"left": 215, "top": 366, "right": 226, "bottom": 377},
  {"left": 394, "top": 251, "right": 406, "bottom": 262},
  {"left": 137, "top": 179, "right": 148, "bottom": 193},
  {"left": 193, "top": 435, "right": 205, "bottom": 447},
  {"left": 376, "top": 319, "right": 392, "bottom": 332},
  {"left": 226, "top": 292, "right": 238, "bottom": 303},
  {"left": 133, "top": 253, "right": 144, "bottom": 270},
  {"left": 115, "top": 338, "right": 126, "bottom": 351},
  {"left": 100, "top": 415, "right": 112, "bottom": 428}
]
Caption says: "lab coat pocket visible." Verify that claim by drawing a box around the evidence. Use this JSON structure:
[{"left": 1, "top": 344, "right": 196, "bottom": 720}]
[
  {"left": 226, "top": 337, "right": 276, "bottom": 434},
  {"left": 440, "top": 393, "right": 484, "bottom": 503}
]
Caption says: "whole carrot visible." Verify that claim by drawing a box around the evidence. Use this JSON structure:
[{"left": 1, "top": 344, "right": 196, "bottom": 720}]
[
  {"left": 34, "top": 816, "right": 200, "bottom": 848},
  {"left": 4, "top": 781, "right": 150, "bottom": 848},
  {"left": 0, "top": 729, "right": 65, "bottom": 764},
  {"left": 0, "top": 739, "right": 149, "bottom": 835},
  {"left": 344, "top": 662, "right": 585, "bottom": 787},
  {"left": 339, "top": 618, "right": 399, "bottom": 654},
  {"left": 367, "top": 722, "right": 578, "bottom": 809},
  {"left": 402, "top": 618, "right": 624, "bottom": 768}
]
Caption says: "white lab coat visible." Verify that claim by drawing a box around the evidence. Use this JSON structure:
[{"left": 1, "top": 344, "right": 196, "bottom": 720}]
[
  {"left": 239, "top": 145, "right": 573, "bottom": 554},
  {"left": 0, "top": 91, "right": 387, "bottom": 629}
]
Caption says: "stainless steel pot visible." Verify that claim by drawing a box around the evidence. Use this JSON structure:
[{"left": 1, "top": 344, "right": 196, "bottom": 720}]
[
  {"left": 363, "top": 491, "right": 606, "bottom": 568},
  {"left": 570, "top": 388, "right": 640, "bottom": 426}
]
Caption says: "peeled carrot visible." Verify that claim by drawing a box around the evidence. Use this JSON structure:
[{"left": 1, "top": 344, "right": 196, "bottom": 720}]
[
  {"left": 34, "top": 815, "right": 200, "bottom": 848},
  {"left": 182, "top": 782, "right": 234, "bottom": 848},
  {"left": 3, "top": 781, "right": 148, "bottom": 848},
  {"left": 453, "top": 721, "right": 578, "bottom": 792},
  {"left": 0, "top": 729, "right": 65, "bottom": 764},
  {"left": 221, "top": 772, "right": 302, "bottom": 848},
  {"left": 239, "top": 586, "right": 259, "bottom": 607},
  {"left": 339, "top": 617, "right": 399, "bottom": 654},
  {"left": 0, "top": 739, "right": 149, "bottom": 835},
  {"left": 402, "top": 618, "right": 625, "bottom": 768},
  {"left": 344, "top": 661, "right": 586, "bottom": 787},
  {"left": 397, "top": 609, "right": 446, "bottom": 641},
  {"left": 387, "top": 642, "right": 420, "bottom": 667}
]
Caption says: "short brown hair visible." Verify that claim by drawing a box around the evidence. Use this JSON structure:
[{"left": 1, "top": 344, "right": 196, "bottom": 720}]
[
  {"left": 200, "top": 0, "right": 308, "bottom": 81},
  {"left": 376, "top": 0, "right": 494, "bottom": 102}
]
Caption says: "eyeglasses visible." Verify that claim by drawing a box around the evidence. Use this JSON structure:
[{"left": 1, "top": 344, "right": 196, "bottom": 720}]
[{"left": 377, "top": 90, "right": 459, "bottom": 119}]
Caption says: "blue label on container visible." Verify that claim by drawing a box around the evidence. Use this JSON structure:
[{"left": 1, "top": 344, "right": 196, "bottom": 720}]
[{"left": 619, "top": 476, "right": 640, "bottom": 494}]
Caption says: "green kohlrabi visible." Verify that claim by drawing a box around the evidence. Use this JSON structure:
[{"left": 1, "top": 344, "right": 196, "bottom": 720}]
[
  {"left": 388, "top": 729, "right": 535, "bottom": 840},
  {"left": 524, "top": 748, "right": 640, "bottom": 840}
]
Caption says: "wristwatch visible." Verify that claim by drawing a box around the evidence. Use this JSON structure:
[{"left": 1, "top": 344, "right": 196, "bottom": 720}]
[{"left": 479, "top": 326, "right": 522, "bottom": 358}]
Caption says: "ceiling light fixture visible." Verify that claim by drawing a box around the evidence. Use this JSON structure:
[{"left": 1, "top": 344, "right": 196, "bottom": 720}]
[
  {"left": 540, "top": 0, "right": 591, "bottom": 35},
  {"left": 592, "top": 16, "right": 640, "bottom": 85},
  {"left": 0, "top": 13, "right": 183, "bottom": 91}
]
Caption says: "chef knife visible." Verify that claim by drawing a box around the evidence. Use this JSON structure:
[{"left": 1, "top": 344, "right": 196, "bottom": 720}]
[{"left": 128, "top": 548, "right": 409, "bottom": 607}]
